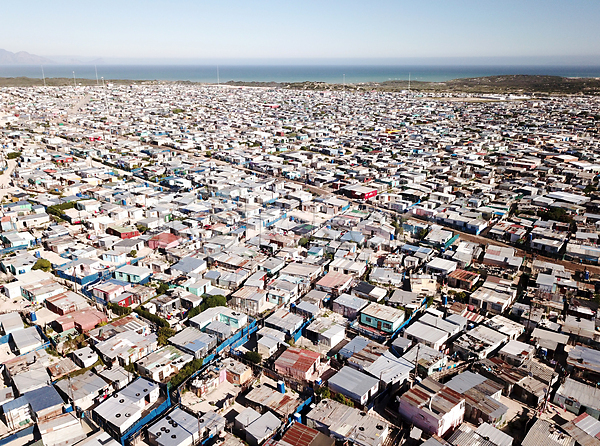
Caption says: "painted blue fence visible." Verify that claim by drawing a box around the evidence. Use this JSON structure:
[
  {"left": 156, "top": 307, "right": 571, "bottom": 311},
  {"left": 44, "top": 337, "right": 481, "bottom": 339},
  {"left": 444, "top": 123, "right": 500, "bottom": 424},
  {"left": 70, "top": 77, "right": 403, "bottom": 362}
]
[
  {"left": 0, "top": 245, "right": 28, "bottom": 255},
  {"left": 227, "top": 319, "right": 258, "bottom": 351},
  {"left": 289, "top": 396, "right": 313, "bottom": 423},
  {"left": 390, "top": 296, "right": 428, "bottom": 341},
  {"left": 180, "top": 318, "right": 259, "bottom": 389},
  {"left": 55, "top": 268, "right": 112, "bottom": 286},
  {"left": 292, "top": 316, "right": 314, "bottom": 343},
  {"left": 217, "top": 318, "right": 257, "bottom": 353}
]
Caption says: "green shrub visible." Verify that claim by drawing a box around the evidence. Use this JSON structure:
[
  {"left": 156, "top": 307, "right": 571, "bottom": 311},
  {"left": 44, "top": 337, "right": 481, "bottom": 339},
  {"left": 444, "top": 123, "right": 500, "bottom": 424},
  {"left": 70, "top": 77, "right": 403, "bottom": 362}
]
[
  {"left": 157, "top": 326, "right": 176, "bottom": 346},
  {"left": 32, "top": 258, "right": 52, "bottom": 272},
  {"left": 244, "top": 351, "right": 262, "bottom": 364},
  {"left": 170, "top": 358, "right": 204, "bottom": 389},
  {"left": 107, "top": 302, "right": 132, "bottom": 316},
  {"left": 133, "top": 307, "right": 169, "bottom": 328},
  {"left": 46, "top": 201, "right": 76, "bottom": 217},
  {"left": 186, "top": 295, "right": 226, "bottom": 319}
]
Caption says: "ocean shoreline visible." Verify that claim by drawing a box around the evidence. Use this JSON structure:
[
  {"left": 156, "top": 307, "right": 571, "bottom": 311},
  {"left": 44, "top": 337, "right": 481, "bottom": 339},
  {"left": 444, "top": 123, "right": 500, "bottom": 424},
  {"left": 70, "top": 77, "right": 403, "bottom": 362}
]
[
  {"left": 2, "top": 64, "right": 600, "bottom": 84},
  {"left": 2, "top": 73, "right": 600, "bottom": 95}
]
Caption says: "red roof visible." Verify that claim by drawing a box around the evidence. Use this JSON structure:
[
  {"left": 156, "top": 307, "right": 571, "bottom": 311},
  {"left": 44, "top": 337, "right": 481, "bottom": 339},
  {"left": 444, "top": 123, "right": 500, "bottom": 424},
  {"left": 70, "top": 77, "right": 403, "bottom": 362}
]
[
  {"left": 151, "top": 232, "right": 180, "bottom": 243},
  {"left": 280, "top": 423, "right": 330, "bottom": 446},
  {"left": 275, "top": 347, "right": 320, "bottom": 373}
]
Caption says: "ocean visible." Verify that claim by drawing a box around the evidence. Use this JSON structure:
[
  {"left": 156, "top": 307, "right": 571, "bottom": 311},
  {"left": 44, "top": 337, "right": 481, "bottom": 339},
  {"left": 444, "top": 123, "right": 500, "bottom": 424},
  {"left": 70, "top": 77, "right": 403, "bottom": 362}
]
[{"left": 1, "top": 64, "right": 600, "bottom": 84}]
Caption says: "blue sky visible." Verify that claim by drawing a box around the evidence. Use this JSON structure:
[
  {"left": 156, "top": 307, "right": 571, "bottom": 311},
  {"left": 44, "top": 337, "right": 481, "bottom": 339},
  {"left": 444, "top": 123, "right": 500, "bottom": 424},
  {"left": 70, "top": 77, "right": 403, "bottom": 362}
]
[{"left": 4, "top": 0, "right": 600, "bottom": 63}]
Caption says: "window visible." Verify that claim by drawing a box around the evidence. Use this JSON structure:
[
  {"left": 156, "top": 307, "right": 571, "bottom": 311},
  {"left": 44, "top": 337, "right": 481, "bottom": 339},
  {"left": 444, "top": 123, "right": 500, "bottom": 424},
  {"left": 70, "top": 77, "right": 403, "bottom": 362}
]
[
  {"left": 365, "top": 316, "right": 372, "bottom": 323},
  {"left": 383, "top": 323, "right": 392, "bottom": 331}
]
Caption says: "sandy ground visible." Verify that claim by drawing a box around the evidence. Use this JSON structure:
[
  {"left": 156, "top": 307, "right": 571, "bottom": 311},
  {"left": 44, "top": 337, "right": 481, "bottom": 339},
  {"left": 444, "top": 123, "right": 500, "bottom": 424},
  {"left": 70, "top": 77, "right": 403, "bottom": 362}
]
[
  {"left": 180, "top": 379, "right": 244, "bottom": 416},
  {"left": 0, "top": 293, "right": 34, "bottom": 314},
  {"left": 500, "top": 393, "right": 578, "bottom": 440},
  {"left": 0, "top": 342, "right": 16, "bottom": 362},
  {"left": 295, "top": 335, "right": 345, "bottom": 357},
  {"left": 501, "top": 395, "right": 528, "bottom": 425},
  {"left": 0, "top": 159, "right": 19, "bottom": 201},
  {"left": 34, "top": 246, "right": 68, "bottom": 266}
]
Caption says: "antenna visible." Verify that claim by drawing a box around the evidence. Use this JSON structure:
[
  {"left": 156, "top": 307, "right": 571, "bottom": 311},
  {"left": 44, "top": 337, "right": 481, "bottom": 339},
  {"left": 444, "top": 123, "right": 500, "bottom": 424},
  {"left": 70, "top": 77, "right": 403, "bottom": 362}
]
[
  {"left": 73, "top": 71, "right": 76, "bottom": 88},
  {"left": 408, "top": 73, "right": 411, "bottom": 92},
  {"left": 217, "top": 65, "right": 220, "bottom": 86},
  {"left": 95, "top": 65, "right": 99, "bottom": 86},
  {"left": 41, "top": 66, "right": 46, "bottom": 88}
]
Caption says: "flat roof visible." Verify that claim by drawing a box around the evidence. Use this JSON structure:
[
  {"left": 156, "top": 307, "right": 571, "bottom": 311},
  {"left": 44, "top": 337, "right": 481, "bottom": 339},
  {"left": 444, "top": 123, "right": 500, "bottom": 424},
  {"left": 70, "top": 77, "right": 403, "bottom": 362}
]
[{"left": 327, "top": 366, "right": 379, "bottom": 398}]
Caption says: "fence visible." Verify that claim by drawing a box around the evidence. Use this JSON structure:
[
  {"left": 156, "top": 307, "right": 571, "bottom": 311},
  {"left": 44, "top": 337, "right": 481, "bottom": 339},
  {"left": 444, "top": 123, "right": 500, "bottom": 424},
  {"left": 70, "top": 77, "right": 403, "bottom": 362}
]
[
  {"left": 173, "top": 318, "right": 259, "bottom": 398},
  {"left": 291, "top": 396, "right": 313, "bottom": 422},
  {"left": 390, "top": 296, "right": 428, "bottom": 341},
  {"left": 291, "top": 316, "right": 314, "bottom": 343},
  {"left": 0, "top": 244, "right": 28, "bottom": 255},
  {"left": 226, "top": 318, "right": 259, "bottom": 351}
]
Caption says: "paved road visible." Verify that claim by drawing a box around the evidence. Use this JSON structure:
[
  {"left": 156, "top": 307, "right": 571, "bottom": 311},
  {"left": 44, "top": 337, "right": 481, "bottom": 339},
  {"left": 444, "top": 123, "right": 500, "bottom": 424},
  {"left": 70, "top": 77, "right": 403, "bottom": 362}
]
[{"left": 68, "top": 93, "right": 91, "bottom": 115}]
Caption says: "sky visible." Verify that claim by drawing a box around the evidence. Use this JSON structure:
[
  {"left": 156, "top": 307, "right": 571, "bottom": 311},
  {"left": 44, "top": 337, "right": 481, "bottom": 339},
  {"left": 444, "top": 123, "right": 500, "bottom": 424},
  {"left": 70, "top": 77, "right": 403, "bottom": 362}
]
[{"left": 4, "top": 0, "right": 600, "bottom": 64}]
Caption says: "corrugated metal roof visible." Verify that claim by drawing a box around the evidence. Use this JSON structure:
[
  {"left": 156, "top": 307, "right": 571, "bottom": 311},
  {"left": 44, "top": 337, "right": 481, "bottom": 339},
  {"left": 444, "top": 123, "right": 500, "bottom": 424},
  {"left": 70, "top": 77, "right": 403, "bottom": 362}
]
[
  {"left": 475, "top": 422, "right": 514, "bottom": 446},
  {"left": 522, "top": 419, "right": 574, "bottom": 446},
  {"left": 275, "top": 347, "right": 320, "bottom": 373}
]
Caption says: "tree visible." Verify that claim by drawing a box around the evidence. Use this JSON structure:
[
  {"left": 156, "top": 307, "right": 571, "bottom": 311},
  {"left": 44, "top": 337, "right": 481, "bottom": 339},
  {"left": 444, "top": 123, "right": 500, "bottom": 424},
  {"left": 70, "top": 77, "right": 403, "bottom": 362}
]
[
  {"left": 334, "top": 393, "right": 354, "bottom": 407},
  {"left": 46, "top": 201, "right": 76, "bottom": 218},
  {"left": 170, "top": 358, "right": 204, "bottom": 389},
  {"left": 186, "top": 295, "right": 227, "bottom": 319},
  {"left": 124, "top": 362, "right": 138, "bottom": 377},
  {"left": 6, "top": 152, "right": 21, "bottom": 160},
  {"left": 426, "top": 294, "right": 434, "bottom": 307},
  {"left": 315, "top": 387, "right": 331, "bottom": 399},
  {"left": 32, "top": 258, "right": 52, "bottom": 272},
  {"left": 298, "top": 237, "right": 310, "bottom": 248},
  {"left": 156, "top": 282, "right": 170, "bottom": 296},
  {"left": 129, "top": 249, "right": 137, "bottom": 258},
  {"left": 244, "top": 351, "right": 262, "bottom": 364},
  {"left": 157, "top": 326, "right": 176, "bottom": 346},
  {"left": 417, "top": 228, "right": 429, "bottom": 240},
  {"left": 107, "top": 302, "right": 132, "bottom": 316},
  {"left": 133, "top": 307, "right": 169, "bottom": 328}
]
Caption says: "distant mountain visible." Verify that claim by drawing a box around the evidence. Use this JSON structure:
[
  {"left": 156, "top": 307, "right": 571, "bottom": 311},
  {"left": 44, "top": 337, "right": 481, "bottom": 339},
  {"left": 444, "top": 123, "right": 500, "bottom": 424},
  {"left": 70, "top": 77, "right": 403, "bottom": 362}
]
[{"left": 0, "top": 49, "right": 53, "bottom": 65}]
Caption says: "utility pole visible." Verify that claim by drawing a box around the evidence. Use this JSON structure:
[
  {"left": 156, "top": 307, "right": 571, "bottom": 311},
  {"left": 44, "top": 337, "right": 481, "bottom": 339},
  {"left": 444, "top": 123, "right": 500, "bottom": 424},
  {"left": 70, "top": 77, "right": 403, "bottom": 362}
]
[
  {"left": 72, "top": 71, "right": 76, "bottom": 88},
  {"left": 411, "top": 344, "right": 420, "bottom": 388},
  {"left": 68, "top": 375, "right": 75, "bottom": 411},
  {"left": 41, "top": 65, "right": 46, "bottom": 88}
]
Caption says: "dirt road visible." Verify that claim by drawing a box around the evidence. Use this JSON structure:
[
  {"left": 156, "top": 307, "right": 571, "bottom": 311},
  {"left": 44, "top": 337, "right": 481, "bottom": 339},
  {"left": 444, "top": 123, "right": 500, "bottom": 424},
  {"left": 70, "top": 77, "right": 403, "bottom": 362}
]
[{"left": 412, "top": 216, "right": 600, "bottom": 275}]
